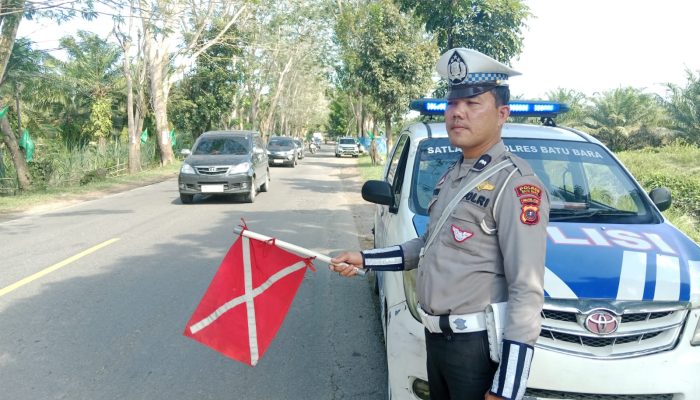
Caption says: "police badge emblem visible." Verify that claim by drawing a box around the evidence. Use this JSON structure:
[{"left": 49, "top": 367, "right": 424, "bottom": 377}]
[
  {"left": 447, "top": 51, "right": 468, "bottom": 85},
  {"left": 451, "top": 224, "right": 474, "bottom": 242}
]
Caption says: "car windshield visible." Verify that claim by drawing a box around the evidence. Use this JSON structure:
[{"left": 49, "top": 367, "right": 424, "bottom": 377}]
[
  {"left": 409, "top": 137, "right": 660, "bottom": 224},
  {"left": 193, "top": 136, "right": 249, "bottom": 155},
  {"left": 339, "top": 138, "right": 355, "bottom": 145},
  {"left": 268, "top": 139, "right": 295, "bottom": 149}
]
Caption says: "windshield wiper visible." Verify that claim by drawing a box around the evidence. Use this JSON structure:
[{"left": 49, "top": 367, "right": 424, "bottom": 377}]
[{"left": 550, "top": 208, "right": 638, "bottom": 221}]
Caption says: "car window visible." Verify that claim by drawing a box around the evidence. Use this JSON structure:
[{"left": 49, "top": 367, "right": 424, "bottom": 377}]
[
  {"left": 409, "top": 138, "right": 462, "bottom": 215},
  {"left": 268, "top": 139, "right": 295, "bottom": 149},
  {"left": 506, "top": 138, "right": 660, "bottom": 223},
  {"left": 406, "top": 137, "right": 659, "bottom": 224},
  {"left": 193, "top": 136, "right": 249, "bottom": 155},
  {"left": 339, "top": 138, "right": 355, "bottom": 145}
]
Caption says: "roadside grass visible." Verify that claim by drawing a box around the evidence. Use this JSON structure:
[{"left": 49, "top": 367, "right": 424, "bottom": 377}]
[
  {"left": 356, "top": 153, "right": 384, "bottom": 182},
  {"left": 0, "top": 163, "right": 180, "bottom": 214}
]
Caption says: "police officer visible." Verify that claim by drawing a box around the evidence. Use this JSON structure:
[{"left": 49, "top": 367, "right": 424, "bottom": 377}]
[{"left": 331, "top": 48, "right": 549, "bottom": 400}]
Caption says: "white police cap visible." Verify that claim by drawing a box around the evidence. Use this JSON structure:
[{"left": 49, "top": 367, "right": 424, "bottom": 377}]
[{"left": 437, "top": 48, "right": 521, "bottom": 100}]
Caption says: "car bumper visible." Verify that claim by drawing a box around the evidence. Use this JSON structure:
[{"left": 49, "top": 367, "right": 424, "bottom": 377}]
[
  {"left": 336, "top": 149, "right": 358, "bottom": 156},
  {"left": 387, "top": 305, "right": 700, "bottom": 399},
  {"left": 268, "top": 154, "right": 295, "bottom": 165},
  {"left": 178, "top": 173, "right": 252, "bottom": 195}
]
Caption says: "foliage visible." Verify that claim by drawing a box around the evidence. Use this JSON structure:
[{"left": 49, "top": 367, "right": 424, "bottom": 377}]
[
  {"left": 664, "top": 70, "right": 700, "bottom": 145},
  {"left": 88, "top": 97, "right": 113, "bottom": 143},
  {"left": 618, "top": 142, "right": 700, "bottom": 221},
  {"left": 395, "top": 0, "right": 530, "bottom": 58},
  {"left": 169, "top": 23, "right": 242, "bottom": 137},
  {"left": 584, "top": 87, "right": 666, "bottom": 151},
  {"left": 327, "top": 93, "right": 352, "bottom": 139},
  {"left": 545, "top": 88, "right": 589, "bottom": 128},
  {"left": 352, "top": 0, "right": 436, "bottom": 135}
]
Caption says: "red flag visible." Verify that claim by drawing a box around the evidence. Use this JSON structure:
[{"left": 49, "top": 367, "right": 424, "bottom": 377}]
[{"left": 184, "top": 235, "right": 311, "bottom": 366}]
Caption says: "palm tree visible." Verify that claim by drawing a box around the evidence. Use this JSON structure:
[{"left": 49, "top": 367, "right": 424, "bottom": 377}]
[
  {"left": 585, "top": 87, "right": 665, "bottom": 151},
  {"left": 545, "top": 88, "right": 588, "bottom": 128},
  {"left": 664, "top": 70, "right": 700, "bottom": 145}
]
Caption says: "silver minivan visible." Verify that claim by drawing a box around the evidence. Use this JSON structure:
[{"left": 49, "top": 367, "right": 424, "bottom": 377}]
[{"left": 178, "top": 130, "right": 270, "bottom": 204}]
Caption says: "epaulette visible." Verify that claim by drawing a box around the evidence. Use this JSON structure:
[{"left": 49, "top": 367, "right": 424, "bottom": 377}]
[{"left": 505, "top": 152, "right": 534, "bottom": 177}]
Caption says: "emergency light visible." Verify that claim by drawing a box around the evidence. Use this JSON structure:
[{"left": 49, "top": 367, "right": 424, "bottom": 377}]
[{"left": 410, "top": 99, "right": 570, "bottom": 118}]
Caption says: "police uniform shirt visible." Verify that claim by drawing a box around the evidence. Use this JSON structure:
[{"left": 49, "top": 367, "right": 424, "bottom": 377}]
[{"left": 402, "top": 141, "right": 549, "bottom": 346}]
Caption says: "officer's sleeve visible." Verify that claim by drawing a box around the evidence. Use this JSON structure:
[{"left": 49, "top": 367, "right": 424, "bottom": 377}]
[
  {"left": 489, "top": 174, "right": 549, "bottom": 400},
  {"left": 359, "top": 233, "right": 426, "bottom": 272}
]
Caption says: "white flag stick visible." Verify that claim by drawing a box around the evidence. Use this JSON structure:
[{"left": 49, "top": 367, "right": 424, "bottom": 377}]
[{"left": 233, "top": 227, "right": 366, "bottom": 276}]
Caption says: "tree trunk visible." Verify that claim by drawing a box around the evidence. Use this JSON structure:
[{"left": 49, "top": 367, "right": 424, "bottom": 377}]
[
  {"left": 384, "top": 114, "right": 393, "bottom": 152},
  {"left": 0, "top": 0, "right": 26, "bottom": 83},
  {"left": 143, "top": 26, "right": 174, "bottom": 166},
  {"left": 0, "top": 115, "right": 31, "bottom": 191}
]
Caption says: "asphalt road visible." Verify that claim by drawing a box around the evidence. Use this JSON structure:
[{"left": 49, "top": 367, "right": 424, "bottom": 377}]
[{"left": 0, "top": 145, "right": 387, "bottom": 399}]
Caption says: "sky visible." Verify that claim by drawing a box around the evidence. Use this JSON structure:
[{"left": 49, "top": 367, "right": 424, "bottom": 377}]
[
  {"left": 16, "top": 0, "right": 700, "bottom": 100},
  {"left": 511, "top": 0, "right": 700, "bottom": 99}
]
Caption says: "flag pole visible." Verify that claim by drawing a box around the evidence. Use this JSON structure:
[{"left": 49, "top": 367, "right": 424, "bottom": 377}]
[{"left": 233, "top": 227, "right": 366, "bottom": 276}]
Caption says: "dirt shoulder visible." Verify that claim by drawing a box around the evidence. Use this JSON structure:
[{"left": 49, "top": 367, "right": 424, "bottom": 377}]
[{"left": 0, "top": 172, "right": 177, "bottom": 221}]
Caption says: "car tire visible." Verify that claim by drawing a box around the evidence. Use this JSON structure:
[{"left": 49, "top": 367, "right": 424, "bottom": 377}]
[
  {"left": 245, "top": 180, "right": 256, "bottom": 203},
  {"left": 180, "top": 193, "right": 194, "bottom": 204},
  {"left": 260, "top": 172, "right": 269, "bottom": 192},
  {"left": 335, "top": 153, "right": 340, "bottom": 158},
  {"left": 353, "top": 154, "right": 359, "bottom": 158}
]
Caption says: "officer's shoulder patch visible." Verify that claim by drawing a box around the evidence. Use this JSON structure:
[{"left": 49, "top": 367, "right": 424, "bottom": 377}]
[{"left": 515, "top": 184, "right": 542, "bottom": 199}]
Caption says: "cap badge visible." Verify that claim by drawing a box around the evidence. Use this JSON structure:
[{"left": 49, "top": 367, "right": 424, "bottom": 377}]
[
  {"left": 447, "top": 51, "right": 468, "bottom": 84},
  {"left": 451, "top": 224, "right": 474, "bottom": 242}
]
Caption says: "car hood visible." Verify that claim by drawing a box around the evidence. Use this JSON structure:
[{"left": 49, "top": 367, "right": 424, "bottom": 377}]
[
  {"left": 412, "top": 216, "right": 700, "bottom": 302},
  {"left": 184, "top": 154, "right": 251, "bottom": 166}
]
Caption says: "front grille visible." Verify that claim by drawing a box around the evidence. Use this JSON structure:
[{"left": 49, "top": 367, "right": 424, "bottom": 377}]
[
  {"left": 195, "top": 166, "right": 228, "bottom": 175},
  {"left": 538, "top": 300, "right": 688, "bottom": 359},
  {"left": 525, "top": 388, "right": 673, "bottom": 400}
]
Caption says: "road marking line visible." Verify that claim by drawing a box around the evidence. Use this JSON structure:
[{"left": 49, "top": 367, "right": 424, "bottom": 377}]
[{"left": 0, "top": 238, "right": 120, "bottom": 298}]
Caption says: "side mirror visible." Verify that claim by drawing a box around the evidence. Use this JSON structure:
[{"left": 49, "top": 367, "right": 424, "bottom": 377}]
[
  {"left": 180, "top": 149, "right": 191, "bottom": 156},
  {"left": 362, "top": 180, "right": 394, "bottom": 206},
  {"left": 649, "top": 187, "right": 672, "bottom": 212}
]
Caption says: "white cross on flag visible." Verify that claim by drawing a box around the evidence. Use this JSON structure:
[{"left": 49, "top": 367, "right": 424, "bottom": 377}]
[{"left": 184, "top": 235, "right": 312, "bottom": 366}]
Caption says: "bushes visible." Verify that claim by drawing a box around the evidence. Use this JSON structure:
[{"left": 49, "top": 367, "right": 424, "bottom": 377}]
[
  {"left": 618, "top": 143, "right": 700, "bottom": 220},
  {"left": 618, "top": 143, "right": 700, "bottom": 242}
]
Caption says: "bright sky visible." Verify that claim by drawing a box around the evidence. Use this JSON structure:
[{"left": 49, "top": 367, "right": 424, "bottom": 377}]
[
  {"left": 16, "top": 0, "right": 700, "bottom": 100},
  {"left": 511, "top": 0, "right": 700, "bottom": 99}
]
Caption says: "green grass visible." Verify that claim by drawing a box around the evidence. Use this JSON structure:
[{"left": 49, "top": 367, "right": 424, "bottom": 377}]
[
  {"left": 0, "top": 163, "right": 180, "bottom": 214},
  {"left": 356, "top": 153, "right": 385, "bottom": 182}
]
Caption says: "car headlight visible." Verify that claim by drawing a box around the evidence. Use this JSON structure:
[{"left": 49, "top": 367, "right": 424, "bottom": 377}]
[
  {"left": 692, "top": 315, "right": 700, "bottom": 346},
  {"left": 180, "top": 163, "right": 195, "bottom": 174},
  {"left": 227, "top": 162, "right": 251, "bottom": 175}
]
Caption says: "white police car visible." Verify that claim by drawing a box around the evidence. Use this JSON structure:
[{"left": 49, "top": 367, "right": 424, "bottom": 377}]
[{"left": 362, "top": 99, "right": 700, "bottom": 400}]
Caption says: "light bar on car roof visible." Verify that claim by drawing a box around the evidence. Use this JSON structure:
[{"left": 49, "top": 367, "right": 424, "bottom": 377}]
[{"left": 410, "top": 98, "right": 570, "bottom": 117}]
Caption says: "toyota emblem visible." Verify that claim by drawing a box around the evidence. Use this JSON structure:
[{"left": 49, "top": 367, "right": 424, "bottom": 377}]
[{"left": 584, "top": 310, "right": 619, "bottom": 335}]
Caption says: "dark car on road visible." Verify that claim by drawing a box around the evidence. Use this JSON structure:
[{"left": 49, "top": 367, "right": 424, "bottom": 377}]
[
  {"left": 178, "top": 130, "right": 269, "bottom": 204},
  {"left": 267, "top": 137, "right": 298, "bottom": 167},
  {"left": 293, "top": 139, "right": 305, "bottom": 160}
]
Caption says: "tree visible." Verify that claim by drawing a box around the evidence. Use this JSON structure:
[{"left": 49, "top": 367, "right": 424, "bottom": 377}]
[
  {"left": 585, "top": 87, "right": 665, "bottom": 151},
  {"left": 139, "top": 0, "right": 250, "bottom": 165},
  {"left": 664, "top": 70, "right": 700, "bottom": 145},
  {"left": 545, "top": 88, "right": 588, "bottom": 128},
  {"left": 57, "top": 31, "right": 122, "bottom": 147},
  {"left": 327, "top": 92, "right": 352, "bottom": 139},
  {"left": 395, "top": 0, "right": 530, "bottom": 59},
  {"left": 353, "top": 0, "right": 436, "bottom": 149}
]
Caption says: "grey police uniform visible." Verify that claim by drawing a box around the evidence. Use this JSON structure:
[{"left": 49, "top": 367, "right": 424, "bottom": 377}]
[{"left": 362, "top": 142, "right": 549, "bottom": 399}]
